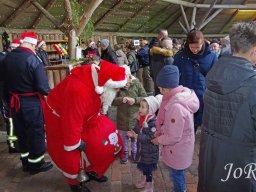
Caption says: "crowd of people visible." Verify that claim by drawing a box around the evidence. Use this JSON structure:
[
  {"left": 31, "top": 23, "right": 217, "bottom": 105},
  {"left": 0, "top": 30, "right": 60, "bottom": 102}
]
[{"left": 0, "top": 20, "right": 256, "bottom": 192}]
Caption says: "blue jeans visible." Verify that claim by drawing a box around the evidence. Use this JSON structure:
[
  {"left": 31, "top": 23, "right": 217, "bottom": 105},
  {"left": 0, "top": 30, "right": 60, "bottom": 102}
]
[{"left": 169, "top": 168, "right": 186, "bottom": 192}]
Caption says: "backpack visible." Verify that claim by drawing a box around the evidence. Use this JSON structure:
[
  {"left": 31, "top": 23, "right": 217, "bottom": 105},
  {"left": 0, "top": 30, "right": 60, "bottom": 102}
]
[{"left": 128, "top": 52, "right": 139, "bottom": 73}]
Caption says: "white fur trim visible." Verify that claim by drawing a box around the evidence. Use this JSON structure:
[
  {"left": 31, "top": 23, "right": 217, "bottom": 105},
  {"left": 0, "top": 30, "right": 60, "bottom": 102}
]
[
  {"left": 64, "top": 139, "right": 81, "bottom": 151},
  {"left": 104, "top": 78, "right": 127, "bottom": 89},
  {"left": 37, "top": 40, "right": 45, "bottom": 48},
  {"left": 23, "top": 37, "right": 37, "bottom": 45},
  {"left": 95, "top": 86, "right": 104, "bottom": 94},
  {"left": 10, "top": 43, "right": 19, "bottom": 48},
  {"left": 175, "top": 87, "right": 192, "bottom": 100}
]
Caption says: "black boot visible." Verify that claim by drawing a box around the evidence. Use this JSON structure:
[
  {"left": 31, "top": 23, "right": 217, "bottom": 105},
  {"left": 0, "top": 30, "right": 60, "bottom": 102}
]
[
  {"left": 29, "top": 160, "right": 53, "bottom": 175},
  {"left": 70, "top": 184, "right": 91, "bottom": 192},
  {"left": 20, "top": 157, "right": 29, "bottom": 172},
  {"left": 86, "top": 171, "right": 108, "bottom": 182}
]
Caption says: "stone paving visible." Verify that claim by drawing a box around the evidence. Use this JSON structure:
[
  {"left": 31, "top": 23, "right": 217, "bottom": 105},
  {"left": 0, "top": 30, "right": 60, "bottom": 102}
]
[{"left": 0, "top": 106, "right": 200, "bottom": 192}]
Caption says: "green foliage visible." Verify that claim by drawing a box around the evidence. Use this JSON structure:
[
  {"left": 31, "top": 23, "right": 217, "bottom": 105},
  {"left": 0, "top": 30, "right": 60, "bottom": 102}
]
[{"left": 71, "top": 0, "right": 94, "bottom": 41}]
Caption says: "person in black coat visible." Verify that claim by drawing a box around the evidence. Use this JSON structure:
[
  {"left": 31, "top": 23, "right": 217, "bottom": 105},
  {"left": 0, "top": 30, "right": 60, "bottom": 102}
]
[
  {"left": 100, "top": 39, "right": 118, "bottom": 65},
  {"left": 2, "top": 32, "right": 53, "bottom": 175},
  {"left": 36, "top": 40, "right": 51, "bottom": 66}
]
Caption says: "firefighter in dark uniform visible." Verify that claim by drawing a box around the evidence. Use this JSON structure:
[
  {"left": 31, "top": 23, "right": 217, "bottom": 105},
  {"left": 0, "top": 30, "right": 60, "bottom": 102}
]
[
  {"left": 1, "top": 32, "right": 53, "bottom": 175},
  {"left": 0, "top": 38, "right": 21, "bottom": 153}
]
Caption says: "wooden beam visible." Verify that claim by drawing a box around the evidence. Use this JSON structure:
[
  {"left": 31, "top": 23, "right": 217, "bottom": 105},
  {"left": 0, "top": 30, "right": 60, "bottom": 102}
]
[
  {"left": 197, "top": 0, "right": 218, "bottom": 28},
  {"left": 218, "top": 10, "right": 238, "bottom": 34},
  {"left": 161, "top": 0, "right": 256, "bottom": 10},
  {"left": 180, "top": 5, "right": 190, "bottom": 31},
  {"left": 179, "top": 21, "right": 188, "bottom": 33},
  {"left": 93, "top": 31, "right": 228, "bottom": 38},
  {"left": 2, "top": 0, "right": 31, "bottom": 27},
  {"left": 199, "top": 8, "right": 223, "bottom": 30},
  {"left": 31, "top": 0, "right": 56, "bottom": 28},
  {"left": 219, "top": 0, "right": 247, "bottom": 33},
  {"left": 137, "top": 4, "right": 173, "bottom": 32},
  {"left": 191, "top": 7, "right": 197, "bottom": 29},
  {"left": 76, "top": 0, "right": 103, "bottom": 37},
  {"left": 30, "top": 0, "right": 62, "bottom": 28},
  {"left": 118, "top": 0, "right": 158, "bottom": 32},
  {"left": 94, "top": 0, "right": 124, "bottom": 28},
  {"left": 165, "top": 0, "right": 201, "bottom": 32}
]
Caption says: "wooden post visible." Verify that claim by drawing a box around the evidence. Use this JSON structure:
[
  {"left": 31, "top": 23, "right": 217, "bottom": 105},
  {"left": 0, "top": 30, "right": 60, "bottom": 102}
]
[{"left": 68, "top": 29, "right": 77, "bottom": 59}]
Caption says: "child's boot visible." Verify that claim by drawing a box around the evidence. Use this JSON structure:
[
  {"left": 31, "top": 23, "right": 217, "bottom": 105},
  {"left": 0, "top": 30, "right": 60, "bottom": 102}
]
[
  {"left": 135, "top": 175, "right": 146, "bottom": 189},
  {"left": 143, "top": 182, "right": 153, "bottom": 192},
  {"left": 120, "top": 151, "right": 128, "bottom": 164}
]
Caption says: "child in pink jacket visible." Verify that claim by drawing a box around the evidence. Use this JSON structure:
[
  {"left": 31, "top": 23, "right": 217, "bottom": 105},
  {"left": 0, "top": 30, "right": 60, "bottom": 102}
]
[{"left": 151, "top": 65, "right": 199, "bottom": 192}]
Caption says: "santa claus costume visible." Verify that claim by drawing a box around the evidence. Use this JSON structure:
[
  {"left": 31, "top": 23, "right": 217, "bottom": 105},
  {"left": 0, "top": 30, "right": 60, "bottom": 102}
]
[{"left": 44, "top": 60, "right": 127, "bottom": 192}]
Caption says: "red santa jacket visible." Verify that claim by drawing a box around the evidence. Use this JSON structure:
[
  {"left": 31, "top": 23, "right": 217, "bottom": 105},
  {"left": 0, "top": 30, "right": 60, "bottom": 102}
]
[{"left": 44, "top": 65, "right": 123, "bottom": 179}]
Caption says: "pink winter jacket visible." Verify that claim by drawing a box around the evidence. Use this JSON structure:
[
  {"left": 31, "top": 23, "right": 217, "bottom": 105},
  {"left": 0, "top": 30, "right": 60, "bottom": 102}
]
[{"left": 156, "top": 85, "right": 199, "bottom": 170}]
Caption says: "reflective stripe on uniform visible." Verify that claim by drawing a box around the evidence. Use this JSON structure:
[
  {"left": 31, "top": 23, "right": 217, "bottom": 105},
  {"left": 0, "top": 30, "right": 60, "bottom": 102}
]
[
  {"left": 28, "top": 155, "right": 44, "bottom": 163},
  {"left": 21, "top": 152, "right": 29, "bottom": 158},
  {"left": 64, "top": 139, "right": 81, "bottom": 152}
]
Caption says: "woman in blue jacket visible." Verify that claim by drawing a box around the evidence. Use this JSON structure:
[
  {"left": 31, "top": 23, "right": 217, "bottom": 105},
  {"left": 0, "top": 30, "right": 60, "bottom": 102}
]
[{"left": 173, "top": 29, "right": 218, "bottom": 132}]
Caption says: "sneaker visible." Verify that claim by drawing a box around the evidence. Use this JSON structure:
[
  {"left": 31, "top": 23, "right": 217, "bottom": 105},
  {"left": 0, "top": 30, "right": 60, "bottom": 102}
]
[
  {"left": 29, "top": 161, "right": 53, "bottom": 175},
  {"left": 86, "top": 171, "right": 108, "bottom": 182},
  {"left": 120, "top": 158, "right": 128, "bottom": 164},
  {"left": 135, "top": 175, "right": 146, "bottom": 189},
  {"left": 143, "top": 182, "right": 153, "bottom": 192}
]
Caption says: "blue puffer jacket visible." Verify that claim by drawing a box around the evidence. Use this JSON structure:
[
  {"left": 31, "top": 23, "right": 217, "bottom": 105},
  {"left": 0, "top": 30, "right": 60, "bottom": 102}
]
[{"left": 173, "top": 42, "right": 218, "bottom": 126}]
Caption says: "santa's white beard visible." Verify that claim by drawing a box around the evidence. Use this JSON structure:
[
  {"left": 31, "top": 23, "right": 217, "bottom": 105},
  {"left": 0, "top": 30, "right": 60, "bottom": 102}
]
[{"left": 101, "top": 87, "right": 117, "bottom": 115}]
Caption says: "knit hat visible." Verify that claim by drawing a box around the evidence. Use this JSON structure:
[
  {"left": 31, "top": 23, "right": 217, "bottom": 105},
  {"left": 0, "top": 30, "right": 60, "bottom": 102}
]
[
  {"left": 21, "top": 31, "right": 37, "bottom": 45},
  {"left": 100, "top": 39, "right": 109, "bottom": 49},
  {"left": 89, "top": 41, "right": 95, "bottom": 47},
  {"left": 156, "top": 65, "right": 179, "bottom": 88},
  {"left": 144, "top": 94, "right": 163, "bottom": 114},
  {"left": 37, "top": 40, "right": 45, "bottom": 48},
  {"left": 92, "top": 60, "right": 127, "bottom": 94},
  {"left": 9, "top": 38, "right": 20, "bottom": 48}
]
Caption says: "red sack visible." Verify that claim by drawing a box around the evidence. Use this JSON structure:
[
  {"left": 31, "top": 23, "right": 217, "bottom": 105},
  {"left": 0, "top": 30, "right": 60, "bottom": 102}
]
[{"left": 82, "top": 114, "right": 123, "bottom": 176}]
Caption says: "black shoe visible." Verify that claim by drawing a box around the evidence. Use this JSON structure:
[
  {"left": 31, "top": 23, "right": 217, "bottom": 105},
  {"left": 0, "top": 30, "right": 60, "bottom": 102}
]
[
  {"left": 20, "top": 158, "right": 29, "bottom": 172},
  {"left": 70, "top": 184, "right": 91, "bottom": 192},
  {"left": 8, "top": 147, "right": 19, "bottom": 154},
  {"left": 86, "top": 171, "right": 108, "bottom": 182},
  {"left": 29, "top": 161, "right": 53, "bottom": 175}
]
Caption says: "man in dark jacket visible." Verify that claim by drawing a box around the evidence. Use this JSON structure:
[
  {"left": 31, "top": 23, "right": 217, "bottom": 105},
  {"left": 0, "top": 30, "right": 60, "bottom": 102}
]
[
  {"left": 0, "top": 38, "right": 21, "bottom": 153},
  {"left": 150, "top": 38, "right": 174, "bottom": 95},
  {"left": 1, "top": 32, "right": 53, "bottom": 175},
  {"left": 198, "top": 21, "right": 256, "bottom": 192},
  {"left": 100, "top": 39, "right": 118, "bottom": 64},
  {"left": 137, "top": 39, "right": 154, "bottom": 95}
]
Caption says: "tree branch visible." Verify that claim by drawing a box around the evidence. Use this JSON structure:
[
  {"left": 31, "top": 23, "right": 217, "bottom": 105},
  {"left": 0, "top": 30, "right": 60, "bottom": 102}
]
[{"left": 76, "top": 0, "right": 103, "bottom": 37}]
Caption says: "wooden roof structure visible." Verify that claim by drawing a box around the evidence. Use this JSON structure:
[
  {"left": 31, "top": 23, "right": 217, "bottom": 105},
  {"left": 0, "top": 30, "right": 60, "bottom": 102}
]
[{"left": 0, "top": 0, "right": 256, "bottom": 38}]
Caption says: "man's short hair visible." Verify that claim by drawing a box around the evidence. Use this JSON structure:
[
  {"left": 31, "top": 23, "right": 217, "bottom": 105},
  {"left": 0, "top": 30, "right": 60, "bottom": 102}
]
[{"left": 229, "top": 21, "right": 256, "bottom": 54}]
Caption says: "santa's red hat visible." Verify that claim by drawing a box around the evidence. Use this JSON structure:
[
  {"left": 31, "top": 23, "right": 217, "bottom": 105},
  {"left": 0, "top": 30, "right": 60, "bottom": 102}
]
[
  {"left": 92, "top": 60, "right": 127, "bottom": 94},
  {"left": 37, "top": 40, "right": 45, "bottom": 48},
  {"left": 9, "top": 38, "right": 20, "bottom": 48},
  {"left": 21, "top": 31, "right": 37, "bottom": 45}
]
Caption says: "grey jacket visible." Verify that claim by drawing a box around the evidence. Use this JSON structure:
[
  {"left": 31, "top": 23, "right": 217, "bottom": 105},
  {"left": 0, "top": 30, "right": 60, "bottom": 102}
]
[
  {"left": 198, "top": 56, "right": 256, "bottom": 192},
  {"left": 134, "top": 115, "right": 159, "bottom": 164}
]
